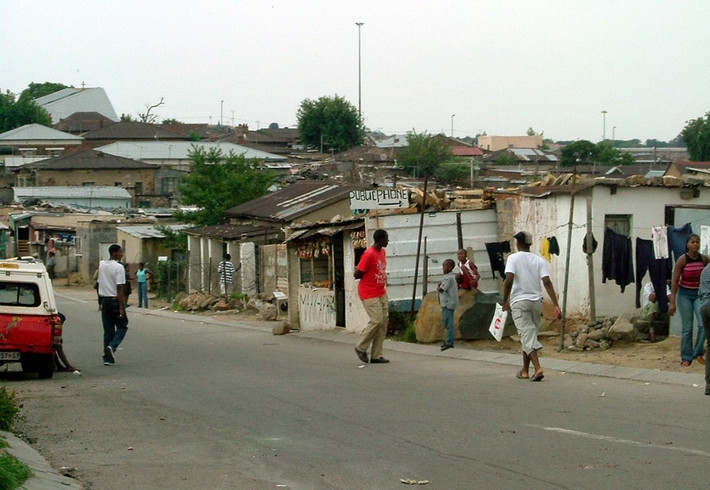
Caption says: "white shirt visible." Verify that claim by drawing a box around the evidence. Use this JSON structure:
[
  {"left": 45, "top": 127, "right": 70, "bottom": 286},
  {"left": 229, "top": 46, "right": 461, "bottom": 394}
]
[
  {"left": 97, "top": 259, "right": 126, "bottom": 297},
  {"left": 504, "top": 251, "right": 550, "bottom": 305}
]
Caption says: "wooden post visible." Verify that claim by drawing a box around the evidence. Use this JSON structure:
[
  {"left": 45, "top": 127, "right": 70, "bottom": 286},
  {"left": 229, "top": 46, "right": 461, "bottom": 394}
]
[
  {"left": 586, "top": 195, "right": 596, "bottom": 321},
  {"left": 559, "top": 168, "right": 577, "bottom": 351},
  {"left": 410, "top": 176, "right": 428, "bottom": 320}
]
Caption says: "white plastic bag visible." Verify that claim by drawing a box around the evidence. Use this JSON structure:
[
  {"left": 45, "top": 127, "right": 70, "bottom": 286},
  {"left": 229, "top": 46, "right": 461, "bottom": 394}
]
[{"left": 488, "top": 303, "right": 507, "bottom": 342}]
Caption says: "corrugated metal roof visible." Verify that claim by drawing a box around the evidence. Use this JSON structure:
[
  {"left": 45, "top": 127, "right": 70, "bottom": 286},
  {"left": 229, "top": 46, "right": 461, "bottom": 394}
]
[
  {"left": 17, "top": 149, "right": 154, "bottom": 170},
  {"left": 225, "top": 181, "right": 357, "bottom": 223},
  {"left": 95, "top": 141, "right": 286, "bottom": 162},
  {"left": 13, "top": 186, "right": 132, "bottom": 199},
  {"left": 116, "top": 224, "right": 191, "bottom": 239},
  {"left": 183, "top": 224, "right": 281, "bottom": 240},
  {"left": 0, "top": 124, "right": 83, "bottom": 142}
]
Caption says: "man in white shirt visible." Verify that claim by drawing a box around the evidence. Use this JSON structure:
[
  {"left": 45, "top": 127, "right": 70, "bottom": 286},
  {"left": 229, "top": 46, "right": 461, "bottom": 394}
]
[{"left": 98, "top": 244, "right": 128, "bottom": 366}]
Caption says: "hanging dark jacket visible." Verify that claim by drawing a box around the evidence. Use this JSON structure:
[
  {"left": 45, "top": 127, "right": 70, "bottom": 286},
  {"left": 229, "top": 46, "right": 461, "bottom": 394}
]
[{"left": 602, "top": 227, "right": 635, "bottom": 293}]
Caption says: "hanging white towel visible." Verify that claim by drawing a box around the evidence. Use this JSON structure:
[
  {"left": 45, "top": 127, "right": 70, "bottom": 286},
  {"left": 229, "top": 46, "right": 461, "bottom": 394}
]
[
  {"left": 701, "top": 225, "right": 710, "bottom": 256},
  {"left": 651, "top": 226, "right": 668, "bottom": 259}
]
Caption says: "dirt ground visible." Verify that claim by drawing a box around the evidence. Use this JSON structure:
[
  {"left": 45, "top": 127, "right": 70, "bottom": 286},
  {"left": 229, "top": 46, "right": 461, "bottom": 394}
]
[{"left": 73, "top": 285, "right": 705, "bottom": 376}]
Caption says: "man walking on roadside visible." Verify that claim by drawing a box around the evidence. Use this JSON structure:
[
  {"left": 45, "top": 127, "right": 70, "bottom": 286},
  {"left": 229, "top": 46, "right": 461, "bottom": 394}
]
[
  {"left": 354, "top": 229, "right": 390, "bottom": 364},
  {"left": 98, "top": 244, "right": 128, "bottom": 366},
  {"left": 503, "top": 231, "right": 562, "bottom": 382},
  {"left": 218, "top": 254, "right": 235, "bottom": 296}
]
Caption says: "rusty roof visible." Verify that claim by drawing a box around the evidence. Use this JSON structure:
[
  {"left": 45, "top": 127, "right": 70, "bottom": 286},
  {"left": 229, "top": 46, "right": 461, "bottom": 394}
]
[
  {"left": 182, "top": 223, "right": 280, "bottom": 240},
  {"left": 225, "top": 181, "right": 357, "bottom": 223}
]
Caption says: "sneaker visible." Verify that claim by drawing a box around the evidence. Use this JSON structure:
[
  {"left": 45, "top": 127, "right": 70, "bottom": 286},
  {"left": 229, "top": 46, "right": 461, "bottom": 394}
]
[
  {"left": 104, "top": 345, "right": 115, "bottom": 364},
  {"left": 103, "top": 360, "right": 110, "bottom": 366}
]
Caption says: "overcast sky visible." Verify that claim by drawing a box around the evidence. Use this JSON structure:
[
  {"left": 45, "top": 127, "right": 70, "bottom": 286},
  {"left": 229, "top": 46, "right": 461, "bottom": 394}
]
[{"left": 2, "top": 1, "right": 709, "bottom": 143}]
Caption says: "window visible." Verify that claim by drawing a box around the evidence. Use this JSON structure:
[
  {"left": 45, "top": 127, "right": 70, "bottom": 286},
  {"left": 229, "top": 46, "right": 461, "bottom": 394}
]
[
  {"left": 605, "top": 214, "right": 631, "bottom": 236},
  {"left": 135, "top": 182, "right": 143, "bottom": 194},
  {"left": 0, "top": 282, "right": 41, "bottom": 307},
  {"left": 82, "top": 182, "right": 95, "bottom": 186},
  {"left": 300, "top": 255, "right": 331, "bottom": 288}
]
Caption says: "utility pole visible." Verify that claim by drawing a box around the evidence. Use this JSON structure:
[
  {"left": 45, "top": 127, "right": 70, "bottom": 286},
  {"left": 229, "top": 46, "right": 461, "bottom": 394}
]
[{"left": 356, "top": 22, "right": 364, "bottom": 117}]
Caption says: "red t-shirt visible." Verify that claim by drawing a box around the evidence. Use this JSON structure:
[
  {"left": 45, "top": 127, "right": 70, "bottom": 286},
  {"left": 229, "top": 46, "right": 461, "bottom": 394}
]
[{"left": 357, "top": 246, "right": 387, "bottom": 300}]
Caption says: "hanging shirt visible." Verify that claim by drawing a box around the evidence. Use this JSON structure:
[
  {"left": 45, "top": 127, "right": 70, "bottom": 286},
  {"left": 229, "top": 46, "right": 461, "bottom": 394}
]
[
  {"left": 540, "top": 238, "right": 551, "bottom": 262},
  {"left": 651, "top": 226, "right": 668, "bottom": 259},
  {"left": 602, "top": 227, "right": 635, "bottom": 293}
]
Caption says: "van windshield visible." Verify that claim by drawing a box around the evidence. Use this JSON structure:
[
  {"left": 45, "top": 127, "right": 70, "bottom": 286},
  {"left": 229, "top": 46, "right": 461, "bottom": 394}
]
[{"left": 0, "top": 283, "right": 41, "bottom": 307}]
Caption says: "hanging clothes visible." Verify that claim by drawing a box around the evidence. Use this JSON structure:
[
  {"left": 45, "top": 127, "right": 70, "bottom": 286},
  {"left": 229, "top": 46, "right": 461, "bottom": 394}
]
[
  {"left": 548, "top": 236, "right": 560, "bottom": 256},
  {"left": 602, "top": 227, "right": 635, "bottom": 293},
  {"left": 667, "top": 223, "right": 693, "bottom": 263},
  {"left": 651, "top": 226, "right": 668, "bottom": 259},
  {"left": 540, "top": 238, "right": 551, "bottom": 262},
  {"left": 635, "top": 238, "right": 670, "bottom": 312},
  {"left": 485, "top": 241, "right": 510, "bottom": 279},
  {"left": 701, "top": 225, "right": 710, "bottom": 256}
]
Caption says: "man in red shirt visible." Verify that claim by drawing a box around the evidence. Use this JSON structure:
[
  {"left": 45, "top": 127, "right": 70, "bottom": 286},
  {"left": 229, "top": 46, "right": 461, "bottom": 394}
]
[{"left": 354, "top": 229, "right": 390, "bottom": 364}]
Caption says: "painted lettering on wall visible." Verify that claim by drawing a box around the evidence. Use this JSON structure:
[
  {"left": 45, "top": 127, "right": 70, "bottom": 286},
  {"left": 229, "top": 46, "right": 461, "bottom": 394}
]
[{"left": 299, "top": 288, "right": 336, "bottom": 328}]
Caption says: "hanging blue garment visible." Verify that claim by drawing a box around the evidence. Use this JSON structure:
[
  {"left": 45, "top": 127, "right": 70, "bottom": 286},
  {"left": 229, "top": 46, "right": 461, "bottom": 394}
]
[
  {"left": 602, "top": 227, "right": 635, "bottom": 293},
  {"left": 668, "top": 222, "right": 693, "bottom": 263}
]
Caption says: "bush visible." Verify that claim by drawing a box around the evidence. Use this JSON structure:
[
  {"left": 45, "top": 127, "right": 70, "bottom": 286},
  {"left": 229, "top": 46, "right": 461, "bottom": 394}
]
[{"left": 0, "top": 388, "right": 21, "bottom": 432}]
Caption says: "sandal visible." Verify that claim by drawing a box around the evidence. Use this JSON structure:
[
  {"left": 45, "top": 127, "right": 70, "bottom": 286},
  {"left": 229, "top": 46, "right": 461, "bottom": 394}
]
[
  {"left": 681, "top": 360, "right": 692, "bottom": 367},
  {"left": 516, "top": 370, "right": 529, "bottom": 380},
  {"left": 696, "top": 356, "right": 706, "bottom": 365}
]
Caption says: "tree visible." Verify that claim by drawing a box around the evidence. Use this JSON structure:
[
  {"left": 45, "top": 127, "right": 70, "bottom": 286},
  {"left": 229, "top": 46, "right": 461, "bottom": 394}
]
[
  {"left": 0, "top": 90, "right": 52, "bottom": 133},
  {"left": 162, "top": 118, "right": 183, "bottom": 125},
  {"left": 681, "top": 112, "right": 710, "bottom": 161},
  {"left": 560, "top": 140, "right": 632, "bottom": 167},
  {"left": 434, "top": 161, "right": 471, "bottom": 185},
  {"left": 297, "top": 95, "right": 364, "bottom": 152},
  {"left": 396, "top": 131, "right": 453, "bottom": 178},
  {"left": 175, "top": 146, "right": 274, "bottom": 226},
  {"left": 21, "top": 82, "right": 69, "bottom": 100},
  {"left": 138, "top": 97, "right": 165, "bottom": 124}
]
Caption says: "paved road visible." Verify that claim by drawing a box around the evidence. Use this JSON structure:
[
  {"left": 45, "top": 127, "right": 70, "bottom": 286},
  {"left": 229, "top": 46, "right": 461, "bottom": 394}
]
[{"left": 5, "top": 288, "right": 709, "bottom": 489}]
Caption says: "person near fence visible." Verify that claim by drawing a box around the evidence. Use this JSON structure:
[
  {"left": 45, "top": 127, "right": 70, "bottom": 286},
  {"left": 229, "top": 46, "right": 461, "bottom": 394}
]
[
  {"left": 502, "top": 231, "right": 561, "bottom": 382},
  {"left": 136, "top": 262, "right": 151, "bottom": 308},
  {"left": 98, "top": 244, "right": 129, "bottom": 366},
  {"left": 46, "top": 251, "right": 56, "bottom": 280},
  {"left": 438, "top": 258, "right": 459, "bottom": 351},
  {"left": 354, "top": 229, "right": 390, "bottom": 364},
  {"left": 218, "top": 254, "right": 235, "bottom": 295},
  {"left": 456, "top": 248, "right": 479, "bottom": 290}
]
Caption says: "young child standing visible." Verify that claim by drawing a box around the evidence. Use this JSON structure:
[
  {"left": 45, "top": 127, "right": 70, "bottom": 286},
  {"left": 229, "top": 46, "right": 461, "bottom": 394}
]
[{"left": 438, "top": 259, "right": 460, "bottom": 351}]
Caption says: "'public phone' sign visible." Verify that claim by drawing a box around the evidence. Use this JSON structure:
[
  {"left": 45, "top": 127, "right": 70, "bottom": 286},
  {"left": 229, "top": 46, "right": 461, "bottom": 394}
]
[{"left": 349, "top": 189, "right": 408, "bottom": 210}]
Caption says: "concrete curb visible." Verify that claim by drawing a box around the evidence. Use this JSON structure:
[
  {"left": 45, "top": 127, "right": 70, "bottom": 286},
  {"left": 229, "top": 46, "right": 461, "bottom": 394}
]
[{"left": 1, "top": 431, "right": 82, "bottom": 489}]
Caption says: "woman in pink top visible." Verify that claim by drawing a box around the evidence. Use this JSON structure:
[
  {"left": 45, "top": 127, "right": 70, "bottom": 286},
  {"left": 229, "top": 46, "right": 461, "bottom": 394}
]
[{"left": 669, "top": 234, "right": 710, "bottom": 366}]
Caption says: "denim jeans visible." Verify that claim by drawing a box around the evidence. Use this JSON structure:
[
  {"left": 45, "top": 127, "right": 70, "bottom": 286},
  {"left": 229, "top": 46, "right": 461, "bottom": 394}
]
[
  {"left": 442, "top": 307, "right": 455, "bottom": 346},
  {"left": 138, "top": 281, "right": 148, "bottom": 308},
  {"left": 676, "top": 287, "right": 705, "bottom": 362},
  {"left": 101, "top": 297, "right": 129, "bottom": 360},
  {"left": 700, "top": 303, "right": 710, "bottom": 387}
]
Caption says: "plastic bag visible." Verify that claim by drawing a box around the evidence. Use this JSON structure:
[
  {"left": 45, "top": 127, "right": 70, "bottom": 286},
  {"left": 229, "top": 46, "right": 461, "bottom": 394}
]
[{"left": 488, "top": 303, "right": 507, "bottom": 342}]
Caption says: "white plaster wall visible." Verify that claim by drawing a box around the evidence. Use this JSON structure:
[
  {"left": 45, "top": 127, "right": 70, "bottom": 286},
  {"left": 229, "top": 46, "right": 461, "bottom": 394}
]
[{"left": 240, "top": 242, "right": 257, "bottom": 297}]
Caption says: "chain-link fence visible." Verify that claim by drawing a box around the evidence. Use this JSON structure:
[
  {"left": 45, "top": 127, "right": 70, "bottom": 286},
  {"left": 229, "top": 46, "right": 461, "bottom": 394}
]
[{"left": 154, "top": 260, "right": 188, "bottom": 301}]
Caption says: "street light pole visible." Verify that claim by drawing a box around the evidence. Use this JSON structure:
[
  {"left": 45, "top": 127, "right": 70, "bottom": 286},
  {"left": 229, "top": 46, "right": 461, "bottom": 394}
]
[
  {"left": 601, "top": 110, "right": 608, "bottom": 141},
  {"left": 451, "top": 114, "right": 455, "bottom": 138},
  {"left": 356, "top": 22, "right": 364, "bottom": 118},
  {"left": 612, "top": 126, "right": 616, "bottom": 147},
  {"left": 220, "top": 100, "right": 224, "bottom": 127}
]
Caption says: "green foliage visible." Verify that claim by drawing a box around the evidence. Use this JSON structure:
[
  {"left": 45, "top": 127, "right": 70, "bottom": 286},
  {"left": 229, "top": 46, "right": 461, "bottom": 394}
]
[
  {"left": 176, "top": 145, "right": 274, "bottom": 226},
  {"left": 560, "top": 140, "right": 632, "bottom": 167},
  {"left": 435, "top": 161, "right": 472, "bottom": 185},
  {"left": 154, "top": 260, "right": 187, "bottom": 301},
  {"left": 20, "top": 82, "right": 69, "bottom": 100},
  {"left": 0, "top": 387, "right": 21, "bottom": 432},
  {"left": 187, "top": 131, "right": 201, "bottom": 141},
  {"left": 495, "top": 153, "right": 517, "bottom": 165},
  {"left": 397, "top": 131, "right": 453, "bottom": 177},
  {"left": 0, "top": 90, "right": 52, "bottom": 133},
  {"left": 162, "top": 118, "right": 183, "bottom": 125},
  {"left": 297, "top": 94, "right": 365, "bottom": 152},
  {"left": 681, "top": 112, "right": 710, "bottom": 161},
  {"left": 154, "top": 225, "right": 187, "bottom": 254},
  {"left": 0, "top": 453, "right": 33, "bottom": 489},
  {"left": 120, "top": 113, "right": 135, "bottom": 122}
]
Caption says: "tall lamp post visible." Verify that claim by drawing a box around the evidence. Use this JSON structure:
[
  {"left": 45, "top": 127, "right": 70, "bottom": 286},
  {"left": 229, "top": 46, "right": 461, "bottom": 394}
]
[
  {"left": 356, "top": 22, "right": 364, "bottom": 117},
  {"left": 612, "top": 126, "right": 616, "bottom": 147},
  {"left": 601, "top": 110, "right": 608, "bottom": 141},
  {"left": 451, "top": 114, "right": 455, "bottom": 138}
]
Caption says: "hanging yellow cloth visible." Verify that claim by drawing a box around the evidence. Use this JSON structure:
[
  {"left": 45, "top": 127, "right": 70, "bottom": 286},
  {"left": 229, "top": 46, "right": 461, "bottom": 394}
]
[{"left": 540, "top": 237, "right": 552, "bottom": 262}]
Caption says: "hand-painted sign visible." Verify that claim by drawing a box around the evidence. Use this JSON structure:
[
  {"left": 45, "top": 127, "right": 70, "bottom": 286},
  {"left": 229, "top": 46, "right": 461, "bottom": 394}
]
[{"left": 349, "top": 189, "right": 408, "bottom": 210}]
